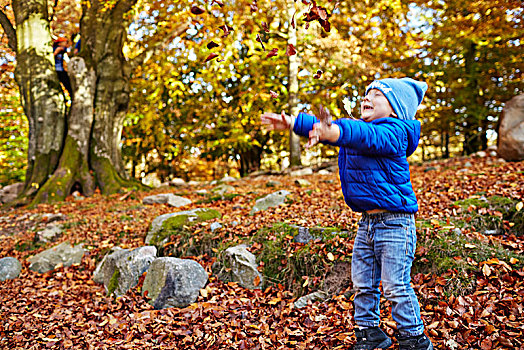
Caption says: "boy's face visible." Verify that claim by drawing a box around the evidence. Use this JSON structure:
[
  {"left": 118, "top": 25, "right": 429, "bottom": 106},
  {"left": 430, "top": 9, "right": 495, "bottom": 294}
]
[{"left": 360, "top": 89, "right": 395, "bottom": 122}]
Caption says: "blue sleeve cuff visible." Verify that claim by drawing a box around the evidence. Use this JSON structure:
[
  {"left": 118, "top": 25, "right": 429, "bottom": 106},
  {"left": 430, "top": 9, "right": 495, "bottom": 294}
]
[{"left": 293, "top": 112, "right": 319, "bottom": 138}]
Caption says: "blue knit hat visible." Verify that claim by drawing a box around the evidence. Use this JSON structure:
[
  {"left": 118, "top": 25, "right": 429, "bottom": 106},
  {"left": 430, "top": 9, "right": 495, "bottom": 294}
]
[{"left": 365, "top": 77, "right": 428, "bottom": 121}]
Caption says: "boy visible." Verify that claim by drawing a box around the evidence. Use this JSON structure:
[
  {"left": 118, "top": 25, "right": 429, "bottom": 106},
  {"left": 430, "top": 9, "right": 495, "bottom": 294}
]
[{"left": 261, "top": 77, "right": 433, "bottom": 350}]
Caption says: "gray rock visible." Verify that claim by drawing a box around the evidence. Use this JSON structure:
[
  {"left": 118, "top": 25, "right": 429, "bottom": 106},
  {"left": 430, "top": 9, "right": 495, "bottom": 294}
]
[
  {"left": 474, "top": 151, "right": 487, "bottom": 158},
  {"left": 142, "top": 257, "right": 208, "bottom": 309},
  {"left": 195, "top": 189, "right": 208, "bottom": 195},
  {"left": 294, "top": 179, "right": 311, "bottom": 187},
  {"left": 231, "top": 221, "right": 240, "bottom": 227},
  {"left": 0, "top": 257, "right": 22, "bottom": 281},
  {"left": 490, "top": 151, "right": 498, "bottom": 157},
  {"left": 0, "top": 182, "right": 24, "bottom": 204},
  {"left": 250, "top": 190, "right": 290, "bottom": 215},
  {"left": 41, "top": 213, "right": 67, "bottom": 223},
  {"left": 294, "top": 291, "right": 329, "bottom": 309},
  {"left": 170, "top": 178, "right": 187, "bottom": 187},
  {"left": 294, "top": 227, "right": 314, "bottom": 244},
  {"left": 464, "top": 162, "right": 473, "bottom": 167},
  {"left": 265, "top": 180, "right": 282, "bottom": 188},
  {"left": 142, "top": 193, "right": 192, "bottom": 207},
  {"left": 210, "top": 222, "right": 223, "bottom": 232},
  {"left": 318, "top": 169, "right": 331, "bottom": 175},
  {"left": 498, "top": 94, "right": 524, "bottom": 161},
  {"left": 211, "top": 184, "right": 235, "bottom": 196},
  {"left": 220, "top": 245, "right": 263, "bottom": 289},
  {"left": 187, "top": 181, "right": 200, "bottom": 186},
  {"left": 142, "top": 173, "right": 162, "bottom": 188},
  {"left": 93, "top": 246, "right": 157, "bottom": 296},
  {"left": 28, "top": 241, "right": 85, "bottom": 273},
  {"left": 145, "top": 208, "right": 221, "bottom": 245},
  {"left": 34, "top": 224, "right": 63, "bottom": 243},
  {"left": 220, "top": 176, "right": 238, "bottom": 183},
  {"left": 290, "top": 168, "right": 313, "bottom": 177}
]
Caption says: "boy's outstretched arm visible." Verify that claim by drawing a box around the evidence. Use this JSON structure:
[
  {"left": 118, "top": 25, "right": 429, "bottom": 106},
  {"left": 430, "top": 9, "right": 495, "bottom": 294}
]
[{"left": 261, "top": 111, "right": 294, "bottom": 131}]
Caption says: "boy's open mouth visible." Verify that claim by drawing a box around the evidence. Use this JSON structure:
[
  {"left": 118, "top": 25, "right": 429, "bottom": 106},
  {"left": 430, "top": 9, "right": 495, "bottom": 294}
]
[{"left": 363, "top": 105, "right": 373, "bottom": 110}]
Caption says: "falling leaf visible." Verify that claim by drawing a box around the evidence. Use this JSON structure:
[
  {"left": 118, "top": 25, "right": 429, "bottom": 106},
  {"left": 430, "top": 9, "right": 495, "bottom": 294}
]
[
  {"left": 286, "top": 44, "right": 297, "bottom": 56},
  {"left": 313, "top": 69, "right": 323, "bottom": 79},
  {"left": 250, "top": 0, "right": 258, "bottom": 12},
  {"left": 291, "top": 11, "right": 297, "bottom": 29},
  {"left": 211, "top": 0, "right": 224, "bottom": 6},
  {"left": 207, "top": 41, "right": 219, "bottom": 49},
  {"left": 261, "top": 21, "right": 269, "bottom": 33},
  {"left": 204, "top": 53, "right": 219, "bottom": 62},
  {"left": 219, "top": 24, "right": 233, "bottom": 37},
  {"left": 269, "top": 90, "right": 279, "bottom": 98},
  {"left": 266, "top": 48, "right": 278, "bottom": 58},
  {"left": 190, "top": 5, "right": 205, "bottom": 15}
]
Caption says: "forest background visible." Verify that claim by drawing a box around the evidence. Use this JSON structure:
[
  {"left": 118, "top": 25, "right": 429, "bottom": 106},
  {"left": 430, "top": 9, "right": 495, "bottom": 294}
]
[{"left": 0, "top": 0, "right": 522, "bottom": 189}]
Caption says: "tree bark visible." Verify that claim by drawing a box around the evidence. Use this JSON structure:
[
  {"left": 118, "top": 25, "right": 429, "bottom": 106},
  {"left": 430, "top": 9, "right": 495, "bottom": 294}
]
[
  {"left": 287, "top": 0, "right": 301, "bottom": 167},
  {"left": 11, "top": 0, "right": 67, "bottom": 198}
]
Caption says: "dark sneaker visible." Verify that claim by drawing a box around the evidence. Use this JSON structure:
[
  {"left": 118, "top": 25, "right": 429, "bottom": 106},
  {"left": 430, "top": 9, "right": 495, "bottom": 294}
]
[
  {"left": 397, "top": 333, "right": 433, "bottom": 350},
  {"left": 354, "top": 327, "right": 392, "bottom": 350}
]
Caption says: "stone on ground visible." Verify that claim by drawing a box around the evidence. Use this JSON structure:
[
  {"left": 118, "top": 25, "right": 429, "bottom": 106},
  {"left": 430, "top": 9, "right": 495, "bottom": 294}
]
[
  {"left": 145, "top": 208, "right": 222, "bottom": 246},
  {"left": 290, "top": 168, "right": 313, "bottom": 177},
  {"left": 498, "top": 94, "right": 524, "bottom": 161},
  {"left": 142, "top": 257, "right": 208, "bottom": 309},
  {"left": 142, "top": 193, "right": 192, "bottom": 207},
  {"left": 93, "top": 246, "right": 157, "bottom": 296},
  {"left": 28, "top": 242, "right": 85, "bottom": 273},
  {"left": 294, "top": 291, "right": 329, "bottom": 309},
  {"left": 250, "top": 190, "right": 290, "bottom": 215},
  {"left": 34, "top": 224, "right": 63, "bottom": 244},
  {"left": 0, "top": 257, "right": 22, "bottom": 281},
  {"left": 219, "top": 245, "right": 263, "bottom": 289},
  {"left": 211, "top": 184, "right": 235, "bottom": 196},
  {"left": 0, "top": 182, "right": 24, "bottom": 204}
]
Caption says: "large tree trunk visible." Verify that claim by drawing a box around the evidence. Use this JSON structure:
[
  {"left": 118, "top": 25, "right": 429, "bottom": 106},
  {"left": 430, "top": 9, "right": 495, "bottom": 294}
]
[
  {"left": 287, "top": 0, "right": 301, "bottom": 167},
  {"left": 11, "top": 0, "right": 67, "bottom": 197},
  {"left": 83, "top": 0, "right": 142, "bottom": 195}
]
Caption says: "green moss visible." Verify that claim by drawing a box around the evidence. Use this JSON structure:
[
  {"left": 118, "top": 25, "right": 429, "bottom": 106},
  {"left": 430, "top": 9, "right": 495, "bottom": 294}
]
[
  {"left": 107, "top": 268, "right": 120, "bottom": 295},
  {"left": 414, "top": 229, "right": 523, "bottom": 295},
  {"left": 454, "top": 196, "right": 523, "bottom": 235},
  {"left": 195, "top": 193, "right": 241, "bottom": 204},
  {"left": 152, "top": 209, "right": 222, "bottom": 252}
]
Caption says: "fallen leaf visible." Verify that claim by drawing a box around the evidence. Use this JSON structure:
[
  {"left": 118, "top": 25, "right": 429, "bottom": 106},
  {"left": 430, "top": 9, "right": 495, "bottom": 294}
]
[
  {"left": 207, "top": 41, "right": 219, "bottom": 49},
  {"left": 204, "top": 53, "right": 219, "bottom": 62},
  {"left": 190, "top": 5, "right": 205, "bottom": 15},
  {"left": 286, "top": 44, "right": 297, "bottom": 56}
]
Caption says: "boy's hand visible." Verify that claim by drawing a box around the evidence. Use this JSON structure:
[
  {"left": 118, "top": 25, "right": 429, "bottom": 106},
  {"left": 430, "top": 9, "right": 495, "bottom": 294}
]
[
  {"left": 306, "top": 105, "right": 339, "bottom": 148},
  {"left": 261, "top": 111, "right": 292, "bottom": 131}
]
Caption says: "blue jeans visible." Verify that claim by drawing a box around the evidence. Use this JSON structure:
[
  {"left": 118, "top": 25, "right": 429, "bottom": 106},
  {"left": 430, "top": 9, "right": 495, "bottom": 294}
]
[{"left": 351, "top": 212, "right": 424, "bottom": 337}]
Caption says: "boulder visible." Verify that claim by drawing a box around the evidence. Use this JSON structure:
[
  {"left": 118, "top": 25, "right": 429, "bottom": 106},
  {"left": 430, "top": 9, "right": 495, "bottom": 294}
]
[
  {"left": 219, "top": 245, "right": 263, "bottom": 289},
  {"left": 142, "top": 193, "right": 192, "bottom": 207},
  {"left": 294, "top": 291, "right": 329, "bottom": 309},
  {"left": 142, "top": 257, "right": 208, "bottom": 309},
  {"left": 0, "top": 182, "right": 24, "bottom": 204},
  {"left": 0, "top": 257, "right": 22, "bottom": 281},
  {"left": 145, "top": 208, "right": 222, "bottom": 246},
  {"left": 170, "top": 178, "right": 187, "bottom": 187},
  {"left": 265, "top": 180, "right": 282, "bottom": 188},
  {"left": 93, "top": 246, "right": 157, "bottom": 296},
  {"left": 28, "top": 241, "right": 85, "bottom": 273},
  {"left": 290, "top": 168, "right": 313, "bottom": 177},
  {"left": 34, "top": 224, "right": 63, "bottom": 244},
  {"left": 498, "top": 94, "right": 524, "bottom": 161},
  {"left": 41, "top": 213, "right": 67, "bottom": 223},
  {"left": 294, "top": 179, "right": 311, "bottom": 187},
  {"left": 211, "top": 184, "right": 235, "bottom": 196},
  {"left": 250, "top": 190, "right": 290, "bottom": 215},
  {"left": 220, "top": 176, "right": 238, "bottom": 183}
]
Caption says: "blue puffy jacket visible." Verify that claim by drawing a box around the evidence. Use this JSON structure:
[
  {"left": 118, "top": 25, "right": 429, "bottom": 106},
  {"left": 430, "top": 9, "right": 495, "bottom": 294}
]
[{"left": 293, "top": 112, "right": 420, "bottom": 213}]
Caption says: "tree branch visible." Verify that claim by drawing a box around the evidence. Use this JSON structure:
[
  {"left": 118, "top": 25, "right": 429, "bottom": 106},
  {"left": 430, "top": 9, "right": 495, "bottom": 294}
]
[
  {"left": 129, "top": 21, "right": 191, "bottom": 70},
  {"left": 0, "top": 8, "right": 17, "bottom": 52}
]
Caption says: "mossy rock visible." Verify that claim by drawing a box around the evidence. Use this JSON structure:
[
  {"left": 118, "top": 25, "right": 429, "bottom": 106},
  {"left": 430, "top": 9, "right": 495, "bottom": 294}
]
[
  {"left": 454, "top": 196, "right": 523, "bottom": 235},
  {"left": 414, "top": 229, "right": 523, "bottom": 296},
  {"left": 145, "top": 208, "right": 222, "bottom": 248}
]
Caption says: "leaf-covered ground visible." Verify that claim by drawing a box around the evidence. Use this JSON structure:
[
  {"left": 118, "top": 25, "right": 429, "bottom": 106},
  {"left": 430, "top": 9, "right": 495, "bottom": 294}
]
[{"left": 1, "top": 155, "right": 523, "bottom": 349}]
